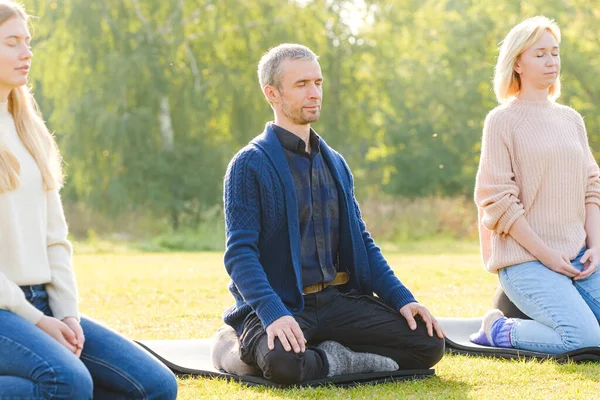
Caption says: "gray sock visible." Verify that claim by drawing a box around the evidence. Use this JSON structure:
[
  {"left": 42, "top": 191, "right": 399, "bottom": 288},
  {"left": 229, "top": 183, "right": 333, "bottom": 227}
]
[{"left": 317, "top": 341, "right": 399, "bottom": 377}]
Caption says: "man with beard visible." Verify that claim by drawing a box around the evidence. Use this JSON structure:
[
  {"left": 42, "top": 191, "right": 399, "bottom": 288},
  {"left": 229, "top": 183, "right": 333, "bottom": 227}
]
[{"left": 220, "top": 44, "right": 444, "bottom": 384}]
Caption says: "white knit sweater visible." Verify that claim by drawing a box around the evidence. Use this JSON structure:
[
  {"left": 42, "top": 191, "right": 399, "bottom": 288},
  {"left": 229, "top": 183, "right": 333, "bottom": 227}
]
[
  {"left": 475, "top": 98, "right": 600, "bottom": 272},
  {"left": 0, "top": 100, "right": 78, "bottom": 324}
]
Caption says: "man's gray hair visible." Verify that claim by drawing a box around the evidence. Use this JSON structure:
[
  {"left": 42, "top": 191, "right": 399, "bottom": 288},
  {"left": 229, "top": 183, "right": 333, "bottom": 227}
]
[{"left": 257, "top": 43, "right": 319, "bottom": 89}]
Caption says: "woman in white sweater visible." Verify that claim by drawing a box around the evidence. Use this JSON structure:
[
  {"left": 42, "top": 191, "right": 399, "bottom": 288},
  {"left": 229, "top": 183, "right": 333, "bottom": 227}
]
[
  {"left": 0, "top": 2, "right": 177, "bottom": 398},
  {"left": 470, "top": 16, "right": 600, "bottom": 353}
]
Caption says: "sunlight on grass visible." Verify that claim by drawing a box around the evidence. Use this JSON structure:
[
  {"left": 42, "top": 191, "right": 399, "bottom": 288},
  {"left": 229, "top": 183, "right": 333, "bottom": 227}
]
[{"left": 74, "top": 242, "right": 600, "bottom": 399}]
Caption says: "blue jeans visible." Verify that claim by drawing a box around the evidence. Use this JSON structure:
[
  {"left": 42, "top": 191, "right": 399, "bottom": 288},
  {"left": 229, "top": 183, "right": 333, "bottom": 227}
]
[
  {"left": 0, "top": 285, "right": 178, "bottom": 399},
  {"left": 499, "top": 248, "right": 600, "bottom": 353}
]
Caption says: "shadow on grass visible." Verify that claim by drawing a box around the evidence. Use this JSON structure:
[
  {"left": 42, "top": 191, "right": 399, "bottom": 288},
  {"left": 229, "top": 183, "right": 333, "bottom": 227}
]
[
  {"left": 196, "top": 374, "right": 473, "bottom": 399},
  {"left": 548, "top": 359, "right": 600, "bottom": 382},
  {"left": 436, "top": 353, "right": 600, "bottom": 396}
]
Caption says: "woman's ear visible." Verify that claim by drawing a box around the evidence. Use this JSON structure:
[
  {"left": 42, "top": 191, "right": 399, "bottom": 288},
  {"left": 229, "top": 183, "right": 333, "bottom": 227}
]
[{"left": 514, "top": 58, "right": 522, "bottom": 75}]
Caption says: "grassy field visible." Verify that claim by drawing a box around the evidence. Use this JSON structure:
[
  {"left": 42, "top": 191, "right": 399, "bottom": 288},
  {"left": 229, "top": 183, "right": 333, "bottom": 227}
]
[{"left": 74, "top": 242, "right": 600, "bottom": 399}]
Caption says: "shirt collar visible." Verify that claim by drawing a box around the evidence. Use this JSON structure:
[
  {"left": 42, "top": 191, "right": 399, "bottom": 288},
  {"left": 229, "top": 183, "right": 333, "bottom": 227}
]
[{"left": 272, "top": 123, "right": 321, "bottom": 155}]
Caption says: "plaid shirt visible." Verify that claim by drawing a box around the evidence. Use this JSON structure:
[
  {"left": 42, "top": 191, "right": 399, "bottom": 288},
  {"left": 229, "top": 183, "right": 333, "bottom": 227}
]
[{"left": 273, "top": 124, "right": 339, "bottom": 287}]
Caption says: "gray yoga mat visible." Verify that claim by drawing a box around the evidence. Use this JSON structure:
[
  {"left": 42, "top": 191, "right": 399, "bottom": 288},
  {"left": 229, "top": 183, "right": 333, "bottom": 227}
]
[
  {"left": 439, "top": 317, "right": 600, "bottom": 361},
  {"left": 136, "top": 338, "right": 435, "bottom": 388}
]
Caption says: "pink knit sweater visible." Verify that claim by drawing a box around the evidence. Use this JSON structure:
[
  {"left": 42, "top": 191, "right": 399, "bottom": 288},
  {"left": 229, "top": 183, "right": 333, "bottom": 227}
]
[{"left": 475, "top": 98, "right": 600, "bottom": 273}]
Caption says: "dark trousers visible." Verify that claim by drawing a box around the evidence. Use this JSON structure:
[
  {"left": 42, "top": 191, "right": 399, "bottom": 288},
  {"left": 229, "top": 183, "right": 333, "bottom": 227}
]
[{"left": 239, "top": 286, "right": 445, "bottom": 384}]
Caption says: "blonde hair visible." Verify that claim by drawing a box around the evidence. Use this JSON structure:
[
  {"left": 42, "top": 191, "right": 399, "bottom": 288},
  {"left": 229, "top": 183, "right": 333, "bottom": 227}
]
[
  {"left": 0, "top": 0, "right": 62, "bottom": 193},
  {"left": 494, "top": 16, "right": 561, "bottom": 103}
]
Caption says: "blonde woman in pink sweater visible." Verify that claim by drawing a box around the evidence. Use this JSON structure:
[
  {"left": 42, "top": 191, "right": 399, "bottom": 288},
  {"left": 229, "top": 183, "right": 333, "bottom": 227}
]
[{"left": 470, "top": 16, "right": 600, "bottom": 353}]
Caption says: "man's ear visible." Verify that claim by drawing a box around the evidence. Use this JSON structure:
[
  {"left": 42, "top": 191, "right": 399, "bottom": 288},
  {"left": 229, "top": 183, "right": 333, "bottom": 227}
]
[{"left": 263, "top": 85, "right": 280, "bottom": 104}]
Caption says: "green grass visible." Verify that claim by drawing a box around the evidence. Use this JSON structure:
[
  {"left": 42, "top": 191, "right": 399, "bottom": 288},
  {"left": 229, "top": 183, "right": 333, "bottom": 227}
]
[{"left": 74, "top": 242, "right": 600, "bottom": 399}]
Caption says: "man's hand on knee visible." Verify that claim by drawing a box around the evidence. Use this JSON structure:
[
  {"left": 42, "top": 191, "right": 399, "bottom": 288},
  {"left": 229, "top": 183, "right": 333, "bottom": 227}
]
[
  {"left": 266, "top": 316, "right": 306, "bottom": 353},
  {"left": 399, "top": 302, "right": 445, "bottom": 339}
]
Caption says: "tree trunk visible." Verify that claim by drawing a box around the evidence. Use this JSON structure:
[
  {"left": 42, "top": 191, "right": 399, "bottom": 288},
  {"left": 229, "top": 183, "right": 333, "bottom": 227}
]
[{"left": 159, "top": 95, "right": 174, "bottom": 152}]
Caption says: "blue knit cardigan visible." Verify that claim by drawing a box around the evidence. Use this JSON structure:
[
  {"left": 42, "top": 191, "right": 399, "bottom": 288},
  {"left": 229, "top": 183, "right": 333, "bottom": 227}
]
[{"left": 223, "top": 123, "right": 416, "bottom": 333}]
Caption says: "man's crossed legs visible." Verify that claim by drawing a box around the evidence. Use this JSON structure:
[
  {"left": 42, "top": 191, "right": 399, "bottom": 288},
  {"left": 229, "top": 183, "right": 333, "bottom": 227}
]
[{"left": 238, "top": 286, "right": 444, "bottom": 384}]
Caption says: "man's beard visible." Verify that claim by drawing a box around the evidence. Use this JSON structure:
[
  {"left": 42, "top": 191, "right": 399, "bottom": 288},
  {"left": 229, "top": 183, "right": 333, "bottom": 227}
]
[{"left": 281, "top": 101, "right": 320, "bottom": 125}]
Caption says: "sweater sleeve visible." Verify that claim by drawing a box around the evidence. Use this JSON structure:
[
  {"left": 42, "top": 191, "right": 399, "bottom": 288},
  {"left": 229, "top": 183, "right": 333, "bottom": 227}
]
[
  {"left": 474, "top": 111, "right": 525, "bottom": 234},
  {"left": 577, "top": 117, "right": 600, "bottom": 207},
  {"left": 0, "top": 271, "right": 44, "bottom": 324},
  {"left": 44, "top": 189, "right": 79, "bottom": 320},
  {"left": 341, "top": 157, "right": 416, "bottom": 311},
  {"left": 223, "top": 150, "right": 292, "bottom": 329},
  {"left": 478, "top": 207, "right": 493, "bottom": 266}
]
